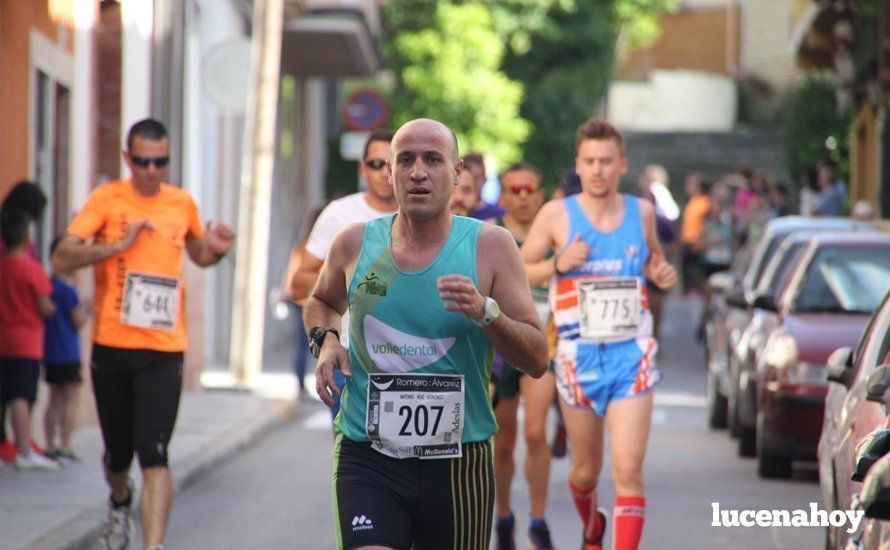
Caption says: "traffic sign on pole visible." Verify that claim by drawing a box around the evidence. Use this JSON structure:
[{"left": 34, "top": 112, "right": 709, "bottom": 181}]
[{"left": 342, "top": 89, "right": 390, "bottom": 131}]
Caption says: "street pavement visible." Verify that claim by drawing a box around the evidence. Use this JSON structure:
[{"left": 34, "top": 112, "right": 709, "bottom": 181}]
[
  {"left": 161, "top": 297, "right": 825, "bottom": 549},
  {"left": 1, "top": 387, "right": 299, "bottom": 550},
  {"left": 1, "top": 296, "right": 826, "bottom": 549}
]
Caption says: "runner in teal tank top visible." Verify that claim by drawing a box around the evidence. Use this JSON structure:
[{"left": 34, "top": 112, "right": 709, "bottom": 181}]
[
  {"left": 302, "top": 118, "right": 549, "bottom": 550},
  {"left": 337, "top": 213, "right": 497, "bottom": 449}
]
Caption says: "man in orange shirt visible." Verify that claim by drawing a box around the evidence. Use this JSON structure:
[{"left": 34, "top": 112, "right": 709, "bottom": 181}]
[
  {"left": 52, "top": 119, "right": 235, "bottom": 550},
  {"left": 679, "top": 172, "right": 710, "bottom": 294}
]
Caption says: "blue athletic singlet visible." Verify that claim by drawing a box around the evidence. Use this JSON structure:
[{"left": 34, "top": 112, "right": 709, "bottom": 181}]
[
  {"left": 550, "top": 194, "right": 660, "bottom": 415},
  {"left": 335, "top": 214, "right": 496, "bottom": 449}
]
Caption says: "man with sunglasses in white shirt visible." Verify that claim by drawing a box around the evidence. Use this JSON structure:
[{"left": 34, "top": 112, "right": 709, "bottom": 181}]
[{"left": 291, "top": 129, "right": 397, "bottom": 419}]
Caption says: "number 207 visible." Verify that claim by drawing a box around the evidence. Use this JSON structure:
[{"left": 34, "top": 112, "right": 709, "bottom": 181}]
[{"left": 399, "top": 405, "right": 444, "bottom": 437}]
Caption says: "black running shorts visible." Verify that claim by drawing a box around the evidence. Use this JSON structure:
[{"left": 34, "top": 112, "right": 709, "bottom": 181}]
[
  {"left": 0, "top": 357, "right": 40, "bottom": 402},
  {"left": 333, "top": 435, "right": 494, "bottom": 550},
  {"left": 45, "top": 362, "right": 82, "bottom": 385},
  {"left": 90, "top": 344, "right": 183, "bottom": 471}
]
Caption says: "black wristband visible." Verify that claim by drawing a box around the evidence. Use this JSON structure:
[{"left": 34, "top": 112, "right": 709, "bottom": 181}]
[{"left": 553, "top": 255, "right": 566, "bottom": 275}]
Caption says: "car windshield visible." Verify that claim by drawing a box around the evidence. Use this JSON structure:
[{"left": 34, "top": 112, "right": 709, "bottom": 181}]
[
  {"left": 757, "top": 241, "right": 805, "bottom": 296},
  {"left": 749, "top": 235, "right": 783, "bottom": 291},
  {"left": 795, "top": 246, "right": 890, "bottom": 314}
]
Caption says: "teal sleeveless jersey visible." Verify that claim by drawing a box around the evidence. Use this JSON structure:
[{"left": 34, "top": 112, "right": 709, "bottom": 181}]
[{"left": 335, "top": 214, "right": 496, "bottom": 443}]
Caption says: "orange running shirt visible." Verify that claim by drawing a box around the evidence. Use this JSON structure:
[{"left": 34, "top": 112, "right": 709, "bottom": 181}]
[{"left": 67, "top": 180, "right": 203, "bottom": 351}]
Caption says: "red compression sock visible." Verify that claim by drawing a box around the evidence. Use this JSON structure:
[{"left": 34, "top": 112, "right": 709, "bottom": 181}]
[
  {"left": 569, "top": 480, "right": 604, "bottom": 541},
  {"left": 613, "top": 495, "right": 646, "bottom": 550}
]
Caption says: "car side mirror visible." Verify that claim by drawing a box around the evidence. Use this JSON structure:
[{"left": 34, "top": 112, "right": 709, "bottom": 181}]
[
  {"left": 858, "top": 453, "right": 890, "bottom": 520},
  {"left": 752, "top": 293, "right": 777, "bottom": 312},
  {"left": 853, "top": 429, "right": 890, "bottom": 482},
  {"left": 826, "top": 347, "right": 855, "bottom": 388},
  {"left": 866, "top": 365, "right": 890, "bottom": 410},
  {"left": 708, "top": 272, "right": 735, "bottom": 294},
  {"left": 726, "top": 290, "right": 748, "bottom": 309}
]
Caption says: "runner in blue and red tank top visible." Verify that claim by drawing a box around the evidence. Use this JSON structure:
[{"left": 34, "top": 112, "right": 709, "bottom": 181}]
[{"left": 521, "top": 119, "right": 677, "bottom": 550}]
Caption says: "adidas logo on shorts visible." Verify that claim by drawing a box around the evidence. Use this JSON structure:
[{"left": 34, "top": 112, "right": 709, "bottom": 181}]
[{"left": 352, "top": 515, "right": 373, "bottom": 531}]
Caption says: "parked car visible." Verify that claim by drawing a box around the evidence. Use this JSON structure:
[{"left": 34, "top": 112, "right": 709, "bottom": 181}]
[
  {"left": 732, "top": 231, "right": 818, "bottom": 456},
  {"left": 830, "top": 365, "right": 890, "bottom": 549},
  {"left": 752, "top": 232, "right": 890, "bottom": 479},
  {"left": 819, "top": 290, "right": 890, "bottom": 548},
  {"left": 848, "top": 443, "right": 890, "bottom": 550},
  {"left": 705, "top": 217, "right": 870, "bottom": 430}
]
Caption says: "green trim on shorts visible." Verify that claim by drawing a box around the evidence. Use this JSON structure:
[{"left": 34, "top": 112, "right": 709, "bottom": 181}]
[
  {"left": 333, "top": 432, "right": 344, "bottom": 550},
  {"left": 449, "top": 440, "right": 494, "bottom": 549}
]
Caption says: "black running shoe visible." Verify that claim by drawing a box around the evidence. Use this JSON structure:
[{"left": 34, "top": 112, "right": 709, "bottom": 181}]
[
  {"left": 495, "top": 514, "right": 516, "bottom": 550},
  {"left": 527, "top": 520, "right": 555, "bottom": 549}
]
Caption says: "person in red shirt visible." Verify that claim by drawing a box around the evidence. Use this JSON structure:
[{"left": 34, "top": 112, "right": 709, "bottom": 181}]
[{"left": 0, "top": 209, "right": 59, "bottom": 470}]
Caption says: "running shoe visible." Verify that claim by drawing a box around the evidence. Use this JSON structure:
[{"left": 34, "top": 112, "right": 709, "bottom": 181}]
[
  {"left": 30, "top": 438, "right": 46, "bottom": 454},
  {"left": 47, "top": 449, "right": 81, "bottom": 466},
  {"left": 58, "top": 449, "right": 81, "bottom": 463},
  {"left": 527, "top": 520, "right": 555, "bottom": 550},
  {"left": 14, "top": 451, "right": 61, "bottom": 471},
  {"left": 582, "top": 510, "right": 608, "bottom": 550},
  {"left": 551, "top": 423, "right": 567, "bottom": 458},
  {"left": 0, "top": 439, "right": 16, "bottom": 462},
  {"left": 101, "top": 480, "right": 135, "bottom": 550},
  {"left": 495, "top": 513, "right": 516, "bottom": 550}
]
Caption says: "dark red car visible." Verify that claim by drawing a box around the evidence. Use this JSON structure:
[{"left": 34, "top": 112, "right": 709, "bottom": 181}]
[{"left": 751, "top": 232, "right": 890, "bottom": 479}]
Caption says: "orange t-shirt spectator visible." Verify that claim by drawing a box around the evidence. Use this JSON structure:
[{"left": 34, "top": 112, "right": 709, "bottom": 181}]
[
  {"left": 0, "top": 254, "right": 52, "bottom": 359},
  {"left": 681, "top": 193, "right": 711, "bottom": 248},
  {"left": 66, "top": 179, "right": 203, "bottom": 352}
]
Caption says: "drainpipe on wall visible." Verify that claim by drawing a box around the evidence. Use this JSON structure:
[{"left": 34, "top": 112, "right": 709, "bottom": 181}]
[{"left": 229, "top": 0, "right": 283, "bottom": 386}]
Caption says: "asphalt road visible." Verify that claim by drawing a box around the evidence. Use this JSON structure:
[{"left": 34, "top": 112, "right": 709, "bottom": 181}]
[{"left": 162, "top": 298, "right": 825, "bottom": 549}]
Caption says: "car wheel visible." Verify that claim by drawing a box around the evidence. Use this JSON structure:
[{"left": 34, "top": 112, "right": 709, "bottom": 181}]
[
  {"left": 707, "top": 369, "right": 728, "bottom": 429},
  {"left": 756, "top": 418, "right": 792, "bottom": 479},
  {"left": 758, "top": 450, "right": 792, "bottom": 479},
  {"left": 738, "top": 423, "right": 756, "bottom": 457},
  {"left": 728, "top": 386, "right": 740, "bottom": 439}
]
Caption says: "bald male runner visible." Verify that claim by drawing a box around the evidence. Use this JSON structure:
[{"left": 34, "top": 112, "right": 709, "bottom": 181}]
[{"left": 303, "top": 118, "right": 548, "bottom": 550}]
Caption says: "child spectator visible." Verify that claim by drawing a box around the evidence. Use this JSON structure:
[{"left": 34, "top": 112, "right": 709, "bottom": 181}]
[
  {"left": 0, "top": 209, "right": 59, "bottom": 470},
  {"left": 43, "top": 235, "right": 87, "bottom": 463},
  {"left": 0, "top": 180, "right": 47, "bottom": 460}
]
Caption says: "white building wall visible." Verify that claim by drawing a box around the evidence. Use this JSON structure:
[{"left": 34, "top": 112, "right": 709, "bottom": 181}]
[
  {"left": 608, "top": 70, "right": 738, "bottom": 132},
  {"left": 70, "top": 0, "right": 95, "bottom": 209},
  {"left": 120, "top": 0, "right": 154, "bottom": 155},
  {"left": 195, "top": 0, "right": 248, "bottom": 366},
  {"left": 740, "top": 0, "right": 799, "bottom": 90}
]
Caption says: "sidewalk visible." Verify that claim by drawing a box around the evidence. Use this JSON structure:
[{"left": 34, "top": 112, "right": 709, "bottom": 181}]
[{"left": 0, "top": 374, "right": 300, "bottom": 550}]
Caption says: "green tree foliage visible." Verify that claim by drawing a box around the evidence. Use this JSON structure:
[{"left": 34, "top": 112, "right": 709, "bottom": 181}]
[
  {"left": 379, "top": 0, "right": 676, "bottom": 183},
  {"left": 502, "top": 1, "right": 616, "bottom": 185},
  {"left": 782, "top": 75, "right": 851, "bottom": 186},
  {"left": 383, "top": 2, "right": 530, "bottom": 165},
  {"left": 501, "top": 0, "right": 676, "bottom": 185}
]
